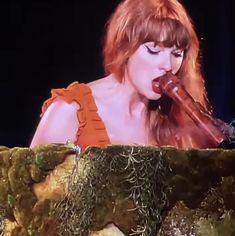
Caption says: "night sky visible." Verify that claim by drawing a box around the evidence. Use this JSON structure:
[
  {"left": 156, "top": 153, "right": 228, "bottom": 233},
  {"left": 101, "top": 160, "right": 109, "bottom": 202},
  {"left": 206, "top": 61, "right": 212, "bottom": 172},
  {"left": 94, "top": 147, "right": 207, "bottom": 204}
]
[{"left": 2, "top": 0, "right": 234, "bottom": 147}]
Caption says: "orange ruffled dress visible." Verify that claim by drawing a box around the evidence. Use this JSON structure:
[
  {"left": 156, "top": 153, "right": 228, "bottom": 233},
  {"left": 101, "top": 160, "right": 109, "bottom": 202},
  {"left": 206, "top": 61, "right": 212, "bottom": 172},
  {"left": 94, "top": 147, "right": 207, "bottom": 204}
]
[{"left": 41, "top": 82, "right": 111, "bottom": 151}]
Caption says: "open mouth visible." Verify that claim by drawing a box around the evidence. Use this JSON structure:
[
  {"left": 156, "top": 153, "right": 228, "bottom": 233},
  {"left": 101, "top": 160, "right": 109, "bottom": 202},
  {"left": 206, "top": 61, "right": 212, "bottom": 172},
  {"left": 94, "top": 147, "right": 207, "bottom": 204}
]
[{"left": 152, "top": 78, "right": 162, "bottom": 94}]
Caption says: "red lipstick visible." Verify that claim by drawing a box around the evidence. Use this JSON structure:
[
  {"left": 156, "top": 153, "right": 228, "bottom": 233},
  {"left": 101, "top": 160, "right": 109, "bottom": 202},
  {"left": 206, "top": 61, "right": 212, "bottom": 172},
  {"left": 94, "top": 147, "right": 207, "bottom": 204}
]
[{"left": 152, "top": 79, "right": 162, "bottom": 94}]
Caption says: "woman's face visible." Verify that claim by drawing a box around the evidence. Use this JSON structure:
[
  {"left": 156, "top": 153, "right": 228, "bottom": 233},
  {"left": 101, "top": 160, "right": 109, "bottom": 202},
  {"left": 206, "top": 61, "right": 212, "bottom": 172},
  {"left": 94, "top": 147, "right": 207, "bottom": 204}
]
[{"left": 126, "top": 41, "right": 184, "bottom": 100}]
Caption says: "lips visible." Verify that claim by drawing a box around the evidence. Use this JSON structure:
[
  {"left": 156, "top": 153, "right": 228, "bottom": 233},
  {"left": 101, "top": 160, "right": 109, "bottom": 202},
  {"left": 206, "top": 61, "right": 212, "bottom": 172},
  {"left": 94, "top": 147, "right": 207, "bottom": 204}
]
[{"left": 152, "top": 78, "right": 162, "bottom": 94}]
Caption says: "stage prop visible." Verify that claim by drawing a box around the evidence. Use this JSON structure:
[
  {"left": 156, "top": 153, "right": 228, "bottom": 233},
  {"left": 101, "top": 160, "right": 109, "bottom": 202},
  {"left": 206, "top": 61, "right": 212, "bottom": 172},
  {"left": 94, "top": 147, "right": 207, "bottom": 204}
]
[{"left": 0, "top": 144, "right": 235, "bottom": 235}]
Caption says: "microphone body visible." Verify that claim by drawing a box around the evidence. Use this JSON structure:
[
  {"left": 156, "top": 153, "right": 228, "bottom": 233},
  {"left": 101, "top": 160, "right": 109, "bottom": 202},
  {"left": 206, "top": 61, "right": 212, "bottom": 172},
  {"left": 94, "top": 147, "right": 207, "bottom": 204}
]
[{"left": 157, "top": 73, "right": 227, "bottom": 147}]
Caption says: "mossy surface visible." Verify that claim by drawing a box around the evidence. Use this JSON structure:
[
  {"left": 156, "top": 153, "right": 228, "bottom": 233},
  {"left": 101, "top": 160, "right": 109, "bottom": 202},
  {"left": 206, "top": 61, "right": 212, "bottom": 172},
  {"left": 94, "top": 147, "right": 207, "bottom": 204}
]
[
  {"left": 52, "top": 146, "right": 168, "bottom": 236},
  {"left": 158, "top": 147, "right": 235, "bottom": 236},
  {"left": 1, "top": 145, "right": 235, "bottom": 235},
  {"left": 0, "top": 144, "right": 75, "bottom": 236}
]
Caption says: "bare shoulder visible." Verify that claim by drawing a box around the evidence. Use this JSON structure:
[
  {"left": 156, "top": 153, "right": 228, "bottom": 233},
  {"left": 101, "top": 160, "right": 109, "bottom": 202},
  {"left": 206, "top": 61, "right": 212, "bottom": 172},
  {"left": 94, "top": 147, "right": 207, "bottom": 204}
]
[
  {"left": 30, "top": 100, "right": 80, "bottom": 147},
  {"left": 44, "top": 100, "right": 80, "bottom": 117}
]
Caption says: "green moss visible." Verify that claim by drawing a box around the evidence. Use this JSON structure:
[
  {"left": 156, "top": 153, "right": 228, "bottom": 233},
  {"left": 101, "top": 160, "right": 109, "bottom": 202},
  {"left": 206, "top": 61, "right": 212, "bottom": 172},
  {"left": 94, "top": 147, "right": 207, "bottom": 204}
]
[
  {"left": 1, "top": 144, "right": 235, "bottom": 235},
  {"left": 0, "top": 144, "right": 75, "bottom": 235},
  {"left": 197, "top": 211, "right": 235, "bottom": 236},
  {"left": 53, "top": 145, "right": 168, "bottom": 235}
]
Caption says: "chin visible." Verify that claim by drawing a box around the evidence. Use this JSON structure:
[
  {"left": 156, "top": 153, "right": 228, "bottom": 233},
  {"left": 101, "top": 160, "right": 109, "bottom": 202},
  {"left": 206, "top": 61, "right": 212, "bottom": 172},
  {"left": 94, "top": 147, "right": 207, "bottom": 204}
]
[
  {"left": 148, "top": 92, "right": 162, "bottom": 100},
  {"left": 140, "top": 89, "right": 162, "bottom": 101}
]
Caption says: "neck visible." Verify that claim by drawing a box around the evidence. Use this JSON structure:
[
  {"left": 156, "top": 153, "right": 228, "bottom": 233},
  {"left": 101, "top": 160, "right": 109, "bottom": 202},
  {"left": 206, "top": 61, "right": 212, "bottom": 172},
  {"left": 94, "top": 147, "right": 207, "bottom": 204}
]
[{"left": 108, "top": 74, "right": 148, "bottom": 119}]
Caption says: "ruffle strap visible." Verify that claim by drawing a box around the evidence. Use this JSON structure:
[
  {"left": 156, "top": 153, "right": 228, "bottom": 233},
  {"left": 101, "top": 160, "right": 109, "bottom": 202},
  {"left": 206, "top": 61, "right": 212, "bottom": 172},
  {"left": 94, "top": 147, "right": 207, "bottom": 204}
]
[{"left": 41, "top": 82, "right": 111, "bottom": 150}]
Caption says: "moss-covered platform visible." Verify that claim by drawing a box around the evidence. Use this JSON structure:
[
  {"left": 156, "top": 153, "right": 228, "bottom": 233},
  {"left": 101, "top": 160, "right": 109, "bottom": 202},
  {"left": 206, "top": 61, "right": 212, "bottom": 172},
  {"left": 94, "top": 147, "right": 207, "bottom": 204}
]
[{"left": 0, "top": 144, "right": 235, "bottom": 235}]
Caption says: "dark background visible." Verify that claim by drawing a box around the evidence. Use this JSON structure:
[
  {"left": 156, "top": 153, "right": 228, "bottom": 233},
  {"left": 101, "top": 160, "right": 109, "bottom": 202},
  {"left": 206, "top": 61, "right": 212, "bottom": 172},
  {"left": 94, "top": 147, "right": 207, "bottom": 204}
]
[{"left": 1, "top": 0, "right": 234, "bottom": 147}]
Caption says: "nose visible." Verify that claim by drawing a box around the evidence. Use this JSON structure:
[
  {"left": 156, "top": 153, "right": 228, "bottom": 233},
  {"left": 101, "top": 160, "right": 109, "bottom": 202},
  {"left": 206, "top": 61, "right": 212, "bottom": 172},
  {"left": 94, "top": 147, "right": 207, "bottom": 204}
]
[{"left": 159, "top": 53, "right": 172, "bottom": 72}]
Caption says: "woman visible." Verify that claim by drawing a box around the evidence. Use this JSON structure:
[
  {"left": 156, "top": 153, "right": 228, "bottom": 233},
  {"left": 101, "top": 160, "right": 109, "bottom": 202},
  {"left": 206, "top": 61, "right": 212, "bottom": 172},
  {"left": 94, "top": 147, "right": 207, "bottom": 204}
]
[
  {"left": 29, "top": 0, "right": 230, "bottom": 234},
  {"left": 30, "top": 0, "right": 217, "bottom": 150}
]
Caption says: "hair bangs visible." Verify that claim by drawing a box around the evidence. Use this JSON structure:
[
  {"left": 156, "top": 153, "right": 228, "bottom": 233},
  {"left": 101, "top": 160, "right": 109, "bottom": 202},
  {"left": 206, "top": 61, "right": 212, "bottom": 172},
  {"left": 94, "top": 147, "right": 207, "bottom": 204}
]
[{"left": 141, "top": 17, "right": 190, "bottom": 49}]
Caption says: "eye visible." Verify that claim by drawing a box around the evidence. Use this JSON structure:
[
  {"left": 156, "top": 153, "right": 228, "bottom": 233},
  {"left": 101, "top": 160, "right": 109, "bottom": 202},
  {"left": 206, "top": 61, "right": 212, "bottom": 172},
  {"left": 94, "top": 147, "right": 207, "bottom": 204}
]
[
  {"left": 145, "top": 45, "right": 160, "bottom": 55},
  {"left": 172, "top": 50, "right": 184, "bottom": 58}
]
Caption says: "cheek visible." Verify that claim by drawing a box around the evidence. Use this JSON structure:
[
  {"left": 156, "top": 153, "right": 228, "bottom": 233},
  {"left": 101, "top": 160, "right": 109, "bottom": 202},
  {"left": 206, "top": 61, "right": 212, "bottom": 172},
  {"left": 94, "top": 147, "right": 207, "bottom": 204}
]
[
  {"left": 172, "top": 58, "right": 184, "bottom": 74},
  {"left": 127, "top": 52, "right": 151, "bottom": 76},
  {"left": 130, "top": 50, "right": 149, "bottom": 67}
]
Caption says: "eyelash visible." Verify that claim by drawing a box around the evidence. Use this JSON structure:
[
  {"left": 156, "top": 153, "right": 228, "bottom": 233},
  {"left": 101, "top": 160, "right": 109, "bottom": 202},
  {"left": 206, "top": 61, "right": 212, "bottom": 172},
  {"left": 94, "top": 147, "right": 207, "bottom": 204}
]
[
  {"left": 145, "top": 45, "right": 160, "bottom": 55},
  {"left": 172, "top": 52, "right": 184, "bottom": 58},
  {"left": 145, "top": 45, "right": 184, "bottom": 58}
]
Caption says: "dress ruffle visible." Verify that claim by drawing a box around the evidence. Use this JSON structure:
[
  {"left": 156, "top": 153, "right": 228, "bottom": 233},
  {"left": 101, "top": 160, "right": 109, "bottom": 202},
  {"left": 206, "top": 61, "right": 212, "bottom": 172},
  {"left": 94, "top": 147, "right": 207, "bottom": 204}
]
[{"left": 41, "top": 82, "right": 111, "bottom": 151}]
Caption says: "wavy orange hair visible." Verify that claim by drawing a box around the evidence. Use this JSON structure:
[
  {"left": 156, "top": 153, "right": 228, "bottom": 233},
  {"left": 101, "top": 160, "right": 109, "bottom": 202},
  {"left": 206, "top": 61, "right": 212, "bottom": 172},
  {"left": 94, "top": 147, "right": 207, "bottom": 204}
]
[{"left": 103, "top": 0, "right": 213, "bottom": 148}]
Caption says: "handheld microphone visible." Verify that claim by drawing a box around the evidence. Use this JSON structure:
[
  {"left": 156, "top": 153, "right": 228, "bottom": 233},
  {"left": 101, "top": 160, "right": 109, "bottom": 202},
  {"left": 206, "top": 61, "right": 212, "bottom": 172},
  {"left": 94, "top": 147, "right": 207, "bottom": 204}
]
[{"left": 154, "top": 72, "right": 228, "bottom": 147}]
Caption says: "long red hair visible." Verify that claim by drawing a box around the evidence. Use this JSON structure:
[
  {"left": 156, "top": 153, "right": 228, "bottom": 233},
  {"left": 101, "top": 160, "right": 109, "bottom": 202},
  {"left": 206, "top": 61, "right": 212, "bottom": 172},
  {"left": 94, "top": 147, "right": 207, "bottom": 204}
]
[{"left": 103, "top": 0, "right": 213, "bottom": 148}]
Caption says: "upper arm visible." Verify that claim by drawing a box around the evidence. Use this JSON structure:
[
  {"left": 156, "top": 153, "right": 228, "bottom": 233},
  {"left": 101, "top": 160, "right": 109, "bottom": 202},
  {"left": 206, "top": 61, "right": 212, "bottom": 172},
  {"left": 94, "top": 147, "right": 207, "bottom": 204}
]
[{"left": 30, "top": 100, "right": 80, "bottom": 148}]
